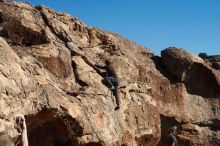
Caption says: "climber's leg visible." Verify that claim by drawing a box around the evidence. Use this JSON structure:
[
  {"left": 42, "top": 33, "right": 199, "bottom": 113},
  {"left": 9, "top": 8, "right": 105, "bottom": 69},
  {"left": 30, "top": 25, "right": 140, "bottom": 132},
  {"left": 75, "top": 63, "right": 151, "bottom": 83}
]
[
  {"left": 104, "top": 77, "right": 114, "bottom": 89},
  {"left": 113, "top": 86, "right": 120, "bottom": 110}
]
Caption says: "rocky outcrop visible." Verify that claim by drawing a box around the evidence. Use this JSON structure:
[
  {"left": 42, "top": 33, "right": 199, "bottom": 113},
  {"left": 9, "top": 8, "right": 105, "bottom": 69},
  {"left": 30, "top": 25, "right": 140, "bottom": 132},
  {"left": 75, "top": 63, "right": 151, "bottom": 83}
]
[
  {"left": 199, "top": 53, "right": 220, "bottom": 70},
  {"left": 161, "top": 47, "right": 220, "bottom": 145},
  {"left": 0, "top": 2, "right": 219, "bottom": 146},
  {"left": 161, "top": 47, "right": 205, "bottom": 82},
  {"left": 207, "top": 56, "right": 220, "bottom": 70},
  {"left": 161, "top": 48, "right": 220, "bottom": 98},
  {"left": 207, "top": 55, "right": 220, "bottom": 62}
]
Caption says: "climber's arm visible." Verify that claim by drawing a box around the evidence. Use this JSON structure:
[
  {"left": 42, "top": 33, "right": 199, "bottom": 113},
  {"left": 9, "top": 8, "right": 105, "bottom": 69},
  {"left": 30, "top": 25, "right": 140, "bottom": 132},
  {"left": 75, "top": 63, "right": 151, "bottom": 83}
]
[
  {"left": 94, "top": 64, "right": 106, "bottom": 69},
  {"left": 21, "top": 117, "right": 28, "bottom": 146},
  {"left": 93, "top": 64, "right": 106, "bottom": 75},
  {"left": 16, "top": 114, "right": 28, "bottom": 146}
]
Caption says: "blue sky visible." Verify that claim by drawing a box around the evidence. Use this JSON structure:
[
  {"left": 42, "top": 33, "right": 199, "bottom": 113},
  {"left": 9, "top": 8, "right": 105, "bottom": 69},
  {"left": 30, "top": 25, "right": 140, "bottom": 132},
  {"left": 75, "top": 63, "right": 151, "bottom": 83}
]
[{"left": 17, "top": 0, "right": 219, "bottom": 55}]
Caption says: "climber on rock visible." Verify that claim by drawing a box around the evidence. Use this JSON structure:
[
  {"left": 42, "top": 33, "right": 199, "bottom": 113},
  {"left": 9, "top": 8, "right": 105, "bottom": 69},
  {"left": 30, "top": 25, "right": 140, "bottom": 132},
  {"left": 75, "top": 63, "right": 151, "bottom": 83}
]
[
  {"left": 166, "top": 126, "right": 178, "bottom": 146},
  {"left": 95, "top": 59, "right": 120, "bottom": 110}
]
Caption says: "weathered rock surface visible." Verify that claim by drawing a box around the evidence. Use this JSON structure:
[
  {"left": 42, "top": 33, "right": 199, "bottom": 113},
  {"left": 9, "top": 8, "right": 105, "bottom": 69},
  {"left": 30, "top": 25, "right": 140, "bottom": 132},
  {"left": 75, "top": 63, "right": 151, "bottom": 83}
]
[
  {"left": 161, "top": 48, "right": 220, "bottom": 98},
  {"left": 0, "top": 2, "right": 219, "bottom": 146},
  {"left": 160, "top": 47, "right": 220, "bottom": 146}
]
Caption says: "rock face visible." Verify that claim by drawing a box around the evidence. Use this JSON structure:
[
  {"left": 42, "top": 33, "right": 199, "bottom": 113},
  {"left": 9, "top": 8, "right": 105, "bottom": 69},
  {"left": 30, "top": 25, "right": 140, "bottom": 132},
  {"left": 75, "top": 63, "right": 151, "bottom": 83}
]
[
  {"left": 161, "top": 48, "right": 220, "bottom": 146},
  {"left": 161, "top": 48, "right": 220, "bottom": 98},
  {"left": 0, "top": 2, "right": 219, "bottom": 146}
]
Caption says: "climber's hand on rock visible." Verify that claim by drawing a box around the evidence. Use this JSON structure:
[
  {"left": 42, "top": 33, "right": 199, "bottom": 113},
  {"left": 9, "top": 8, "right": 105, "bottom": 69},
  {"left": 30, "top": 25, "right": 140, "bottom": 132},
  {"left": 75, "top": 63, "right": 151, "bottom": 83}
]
[{"left": 15, "top": 114, "right": 26, "bottom": 133}]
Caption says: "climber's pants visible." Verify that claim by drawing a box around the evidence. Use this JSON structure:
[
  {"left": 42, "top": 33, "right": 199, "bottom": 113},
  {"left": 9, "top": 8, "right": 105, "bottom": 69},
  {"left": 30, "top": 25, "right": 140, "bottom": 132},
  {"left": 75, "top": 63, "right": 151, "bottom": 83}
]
[{"left": 104, "top": 76, "right": 120, "bottom": 106}]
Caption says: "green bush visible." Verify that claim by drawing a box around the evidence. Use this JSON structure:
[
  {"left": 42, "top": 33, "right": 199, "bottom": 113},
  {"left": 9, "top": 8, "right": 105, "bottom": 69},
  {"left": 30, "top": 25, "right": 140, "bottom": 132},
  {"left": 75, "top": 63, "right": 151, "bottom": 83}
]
[{"left": 198, "top": 52, "right": 208, "bottom": 60}]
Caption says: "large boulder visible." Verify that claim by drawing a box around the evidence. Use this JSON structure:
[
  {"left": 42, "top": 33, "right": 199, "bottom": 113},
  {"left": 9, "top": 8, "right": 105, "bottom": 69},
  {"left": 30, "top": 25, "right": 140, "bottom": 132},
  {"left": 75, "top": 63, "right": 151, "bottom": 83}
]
[
  {"left": 161, "top": 47, "right": 220, "bottom": 99},
  {"left": 0, "top": 2, "right": 219, "bottom": 146},
  {"left": 160, "top": 47, "right": 220, "bottom": 145},
  {"left": 161, "top": 47, "right": 204, "bottom": 82}
]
